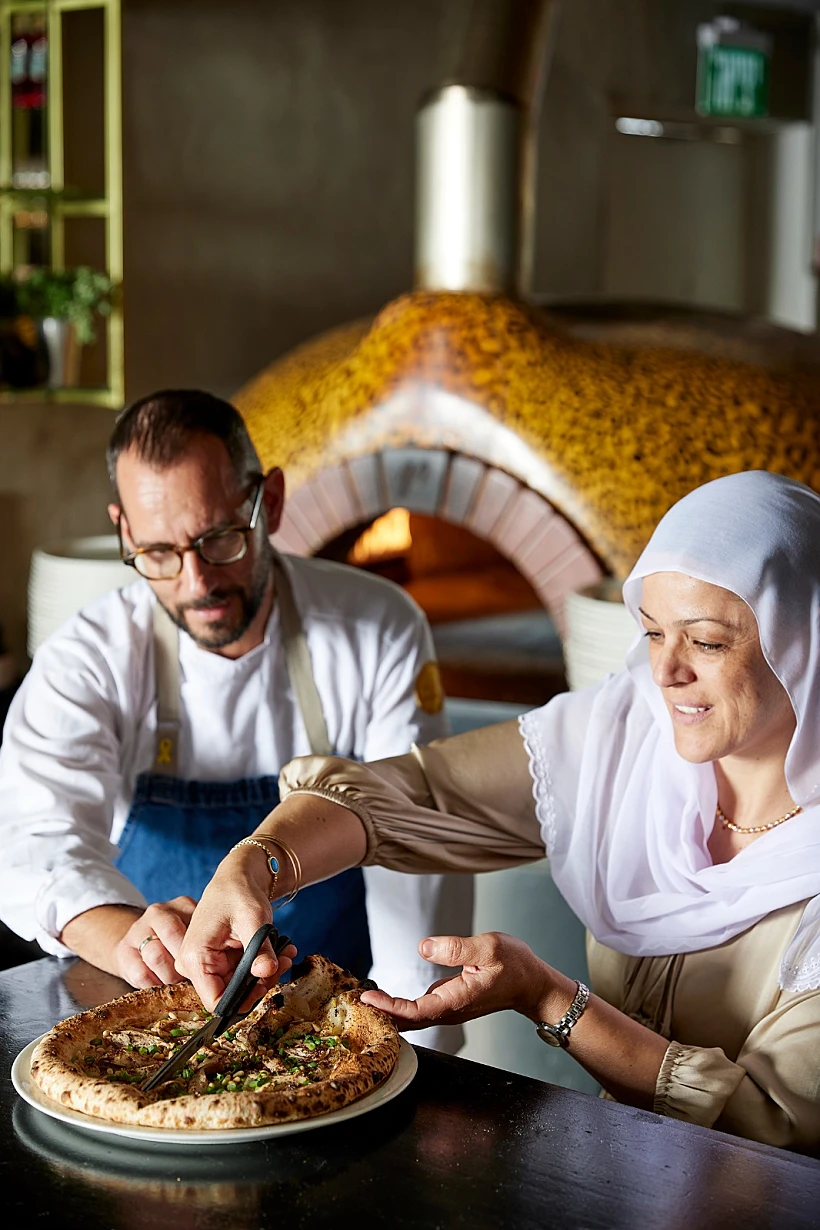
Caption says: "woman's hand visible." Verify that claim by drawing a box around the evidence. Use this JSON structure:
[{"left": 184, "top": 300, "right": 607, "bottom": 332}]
[
  {"left": 175, "top": 847, "right": 294, "bottom": 1010},
  {"left": 368, "top": 933, "right": 671, "bottom": 1113},
  {"left": 361, "top": 931, "right": 569, "bottom": 1029}
]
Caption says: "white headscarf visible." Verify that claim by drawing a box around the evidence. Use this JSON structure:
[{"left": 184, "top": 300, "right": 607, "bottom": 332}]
[{"left": 520, "top": 471, "right": 820, "bottom": 990}]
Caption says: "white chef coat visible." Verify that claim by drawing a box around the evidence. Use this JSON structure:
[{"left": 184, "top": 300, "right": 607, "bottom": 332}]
[{"left": 0, "top": 555, "right": 473, "bottom": 1048}]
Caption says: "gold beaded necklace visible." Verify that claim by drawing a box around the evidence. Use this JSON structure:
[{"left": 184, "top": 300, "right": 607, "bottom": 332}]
[{"left": 716, "top": 802, "right": 802, "bottom": 835}]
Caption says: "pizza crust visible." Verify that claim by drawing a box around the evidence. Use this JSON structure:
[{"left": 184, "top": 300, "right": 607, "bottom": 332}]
[{"left": 30, "top": 956, "right": 400, "bottom": 1129}]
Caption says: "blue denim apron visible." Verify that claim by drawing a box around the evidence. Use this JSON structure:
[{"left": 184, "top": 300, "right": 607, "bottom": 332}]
[{"left": 116, "top": 554, "right": 371, "bottom": 977}]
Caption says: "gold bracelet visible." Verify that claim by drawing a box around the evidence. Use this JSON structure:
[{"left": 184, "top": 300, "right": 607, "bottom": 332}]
[
  {"left": 230, "top": 836, "right": 281, "bottom": 901},
  {"left": 254, "top": 833, "right": 302, "bottom": 909}
]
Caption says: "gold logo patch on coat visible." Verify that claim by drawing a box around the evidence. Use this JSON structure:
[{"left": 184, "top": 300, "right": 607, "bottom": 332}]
[{"left": 414, "top": 660, "right": 444, "bottom": 715}]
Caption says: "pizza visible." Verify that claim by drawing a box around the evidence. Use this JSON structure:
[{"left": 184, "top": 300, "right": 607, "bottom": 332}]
[{"left": 28, "top": 955, "right": 400, "bottom": 1130}]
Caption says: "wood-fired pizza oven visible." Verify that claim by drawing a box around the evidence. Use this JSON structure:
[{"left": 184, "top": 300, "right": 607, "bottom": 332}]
[{"left": 234, "top": 0, "right": 820, "bottom": 701}]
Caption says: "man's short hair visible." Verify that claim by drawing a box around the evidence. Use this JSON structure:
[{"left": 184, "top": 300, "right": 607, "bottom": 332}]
[{"left": 106, "top": 389, "right": 262, "bottom": 502}]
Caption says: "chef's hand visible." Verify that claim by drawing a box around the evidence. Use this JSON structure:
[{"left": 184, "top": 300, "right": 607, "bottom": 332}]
[
  {"left": 175, "top": 845, "right": 296, "bottom": 1010},
  {"left": 61, "top": 898, "right": 198, "bottom": 988},
  {"left": 117, "top": 896, "right": 199, "bottom": 988},
  {"left": 361, "top": 932, "right": 572, "bottom": 1030}
]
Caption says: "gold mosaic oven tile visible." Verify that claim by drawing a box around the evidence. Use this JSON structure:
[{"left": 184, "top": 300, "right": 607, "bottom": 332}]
[{"left": 235, "top": 292, "right": 820, "bottom": 576}]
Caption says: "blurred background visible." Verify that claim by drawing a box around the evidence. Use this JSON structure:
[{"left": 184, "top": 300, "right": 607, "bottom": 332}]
[
  {"left": 0, "top": 0, "right": 816, "bottom": 668},
  {"left": 1, "top": 0, "right": 818, "bottom": 1084}
]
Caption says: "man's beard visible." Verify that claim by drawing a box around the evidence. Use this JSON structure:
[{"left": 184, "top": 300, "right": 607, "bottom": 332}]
[{"left": 160, "top": 546, "right": 273, "bottom": 650}]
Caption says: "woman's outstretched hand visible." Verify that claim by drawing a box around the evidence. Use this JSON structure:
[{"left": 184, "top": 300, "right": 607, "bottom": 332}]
[
  {"left": 366, "top": 931, "right": 670, "bottom": 1113},
  {"left": 175, "top": 846, "right": 295, "bottom": 1010},
  {"left": 361, "top": 931, "right": 560, "bottom": 1029}
]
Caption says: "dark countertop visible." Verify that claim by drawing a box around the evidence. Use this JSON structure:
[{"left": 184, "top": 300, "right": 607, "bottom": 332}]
[{"left": 2, "top": 956, "right": 819, "bottom": 1230}]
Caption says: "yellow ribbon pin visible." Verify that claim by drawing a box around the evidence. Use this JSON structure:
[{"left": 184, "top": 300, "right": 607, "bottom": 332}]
[{"left": 156, "top": 737, "right": 175, "bottom": 767}]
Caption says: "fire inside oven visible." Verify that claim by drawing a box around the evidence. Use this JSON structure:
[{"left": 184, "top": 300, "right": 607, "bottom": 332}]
[{"left": 318, "top": 509, "right": 564, "bottom": 707}]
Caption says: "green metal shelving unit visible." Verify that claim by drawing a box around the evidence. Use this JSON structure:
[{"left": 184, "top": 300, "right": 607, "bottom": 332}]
[{"left": 0, "top": 0, "right": 122, "bottom": 406}]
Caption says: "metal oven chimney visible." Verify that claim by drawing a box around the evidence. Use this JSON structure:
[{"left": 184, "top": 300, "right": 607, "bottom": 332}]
[{"left": 415, "top": 0, "right": 558, "bottom": 296}]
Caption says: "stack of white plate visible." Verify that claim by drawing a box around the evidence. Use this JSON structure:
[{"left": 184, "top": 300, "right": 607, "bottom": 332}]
[
  {"left": 563, "top": 580, "right": 638, "bottom": 691},
  {"left": 27, "top": 535, "right": 141, "bottom": 657}
]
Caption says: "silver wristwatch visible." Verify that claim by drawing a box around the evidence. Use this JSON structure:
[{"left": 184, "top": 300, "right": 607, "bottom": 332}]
[{"left": 535, "top": 981, "right": 590, "bottom": 1049}]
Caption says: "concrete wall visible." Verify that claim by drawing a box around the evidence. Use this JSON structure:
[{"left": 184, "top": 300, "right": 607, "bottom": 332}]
[
  {"left": 0, "top": 0, "right": 814, "bottom": 663},
  {"left": 0, "top": 404, "right": 115, "bottom": 663}
]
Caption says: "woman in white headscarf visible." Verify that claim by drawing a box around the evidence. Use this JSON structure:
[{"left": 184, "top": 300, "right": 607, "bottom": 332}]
[{"left": 179, "top": 471, "right": 820, "bottom": 1152}]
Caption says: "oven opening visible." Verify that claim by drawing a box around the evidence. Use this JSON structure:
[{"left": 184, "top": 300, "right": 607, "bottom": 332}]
[{"left": 317, "top": 511, "right": 566, "bottom": 709}]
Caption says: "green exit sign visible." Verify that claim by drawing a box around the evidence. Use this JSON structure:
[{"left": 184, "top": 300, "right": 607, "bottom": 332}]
[{"left": 697, "top": 18, "right": 771, "bottom": 119}]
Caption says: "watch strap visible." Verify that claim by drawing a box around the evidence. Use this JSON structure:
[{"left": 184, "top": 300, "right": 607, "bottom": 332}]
[{"left": 535, "top": 981, "right": 590, "bottom": 1049}]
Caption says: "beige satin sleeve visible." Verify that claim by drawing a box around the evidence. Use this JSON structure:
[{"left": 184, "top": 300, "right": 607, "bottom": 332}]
[
  {"left": 278, "top": 720, "right": 545, "bottom": 874},
  {"left": 655, "top": 988, "right": 820, "bottom": 1152}
]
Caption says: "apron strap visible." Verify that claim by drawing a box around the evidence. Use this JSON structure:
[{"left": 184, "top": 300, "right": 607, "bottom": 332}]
[
  {"left": 150, "top": 551, "right": 333, "bottom": 772},
  {"left": 152, "top": 601, "right": 181, "bottom": 775},
  {"left": 272, "top": 549, "right": 333, "bottom": 756}
]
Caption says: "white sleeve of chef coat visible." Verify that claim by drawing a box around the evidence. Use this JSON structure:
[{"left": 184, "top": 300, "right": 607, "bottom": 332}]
[
  {"left": 359, "top": 592, "right": 474, "bottom": 1054},
  {"left": 0, "top": 628, "right": 146, "bottom": 955}
]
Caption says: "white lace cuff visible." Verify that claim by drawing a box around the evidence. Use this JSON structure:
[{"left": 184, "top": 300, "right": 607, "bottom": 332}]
[{"left": 519, "top": 711, "right": 557, "bottom": 855}]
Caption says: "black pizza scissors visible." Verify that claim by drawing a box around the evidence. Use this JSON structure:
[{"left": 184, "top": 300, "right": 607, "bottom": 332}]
[{"left": 140, "top": 921, "right": 291, "bottom": 1092}]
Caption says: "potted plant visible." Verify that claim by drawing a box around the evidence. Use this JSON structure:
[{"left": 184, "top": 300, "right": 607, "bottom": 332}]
[{"left": 0, "top": 266, "right": 113, "bottom": 389}]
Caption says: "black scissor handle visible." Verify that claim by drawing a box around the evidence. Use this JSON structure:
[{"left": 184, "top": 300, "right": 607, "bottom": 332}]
[
  {"left": 273, "top": 931, "right": 292, "bottom": 956},
  {"left": 211, "top": 923, "right": 294, "bottom": 1036}
]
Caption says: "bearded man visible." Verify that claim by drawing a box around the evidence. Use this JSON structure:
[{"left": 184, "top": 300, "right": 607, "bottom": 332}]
[{"left": 0, "top": 390, "right": 472, "bottom": 1051}]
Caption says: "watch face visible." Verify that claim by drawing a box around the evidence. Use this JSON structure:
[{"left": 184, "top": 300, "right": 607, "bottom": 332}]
[{"left": 536, "top": 1024, "right": 563, "bottom": 1048}]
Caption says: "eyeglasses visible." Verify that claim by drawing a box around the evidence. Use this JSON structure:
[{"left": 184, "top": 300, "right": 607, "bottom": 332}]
[{"left": 118, "top": 478, "right": 265, "bottom": 581}]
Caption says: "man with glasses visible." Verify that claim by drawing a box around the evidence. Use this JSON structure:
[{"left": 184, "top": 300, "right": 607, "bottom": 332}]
[{"left": 0, "top": 389, "right": 472, "bottom": 1051}]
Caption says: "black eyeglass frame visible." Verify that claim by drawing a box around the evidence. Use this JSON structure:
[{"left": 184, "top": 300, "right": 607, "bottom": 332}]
[{"left": 116, "top": 477, "right": 266, "bottom": 580}]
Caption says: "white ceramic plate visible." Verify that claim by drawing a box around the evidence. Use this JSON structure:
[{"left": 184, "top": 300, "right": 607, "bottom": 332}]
[{"left": 12, "top": 1033, "right": 417, "bottom": 1146}]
